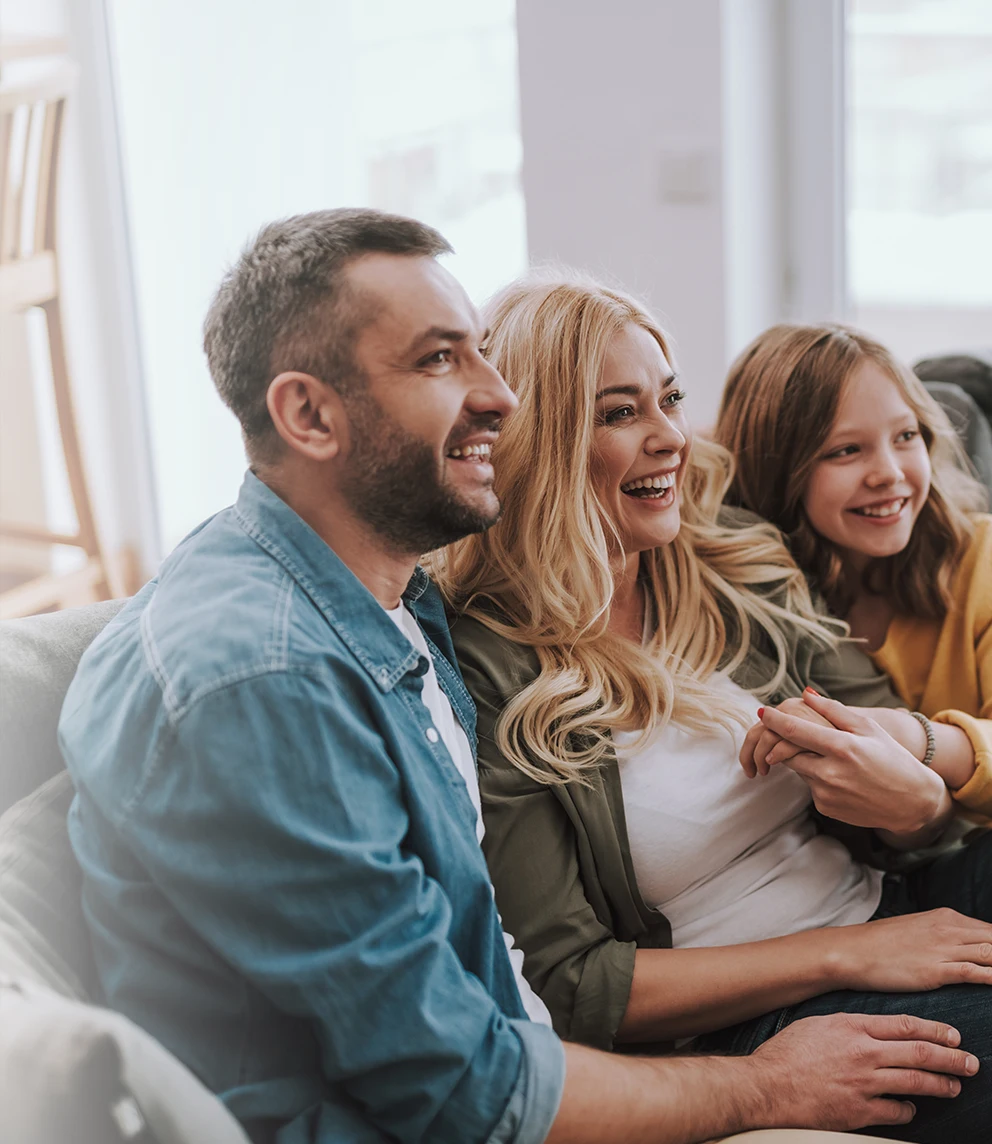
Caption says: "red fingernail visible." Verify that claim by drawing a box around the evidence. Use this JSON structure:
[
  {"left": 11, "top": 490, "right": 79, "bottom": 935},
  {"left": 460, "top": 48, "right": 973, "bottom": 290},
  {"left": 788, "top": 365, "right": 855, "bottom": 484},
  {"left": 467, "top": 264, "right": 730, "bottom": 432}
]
[
  {"left": 757, "top": 707, "right": 765, "bottom": 717},
  {"left": 804, "top": 687, "right": 820, "bottom": 697}
]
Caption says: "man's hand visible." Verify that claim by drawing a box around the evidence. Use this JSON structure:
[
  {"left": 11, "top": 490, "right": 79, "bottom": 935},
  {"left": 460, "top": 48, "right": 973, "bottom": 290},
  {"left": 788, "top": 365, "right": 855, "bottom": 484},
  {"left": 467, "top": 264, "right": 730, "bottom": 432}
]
[{"left": 748, "top": 1012, "right": 978, "bottom": 1132}]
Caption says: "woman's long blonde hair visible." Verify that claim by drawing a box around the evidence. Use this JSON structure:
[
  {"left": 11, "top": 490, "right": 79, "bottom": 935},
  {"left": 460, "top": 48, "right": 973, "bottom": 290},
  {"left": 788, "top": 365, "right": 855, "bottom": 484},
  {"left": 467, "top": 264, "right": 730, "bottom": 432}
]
[
  {"left": 428, "top": 272, "right": 839, "bottom": 785},
  {"left": 715, "top": 324, "right": 987, "bottom": 620}
]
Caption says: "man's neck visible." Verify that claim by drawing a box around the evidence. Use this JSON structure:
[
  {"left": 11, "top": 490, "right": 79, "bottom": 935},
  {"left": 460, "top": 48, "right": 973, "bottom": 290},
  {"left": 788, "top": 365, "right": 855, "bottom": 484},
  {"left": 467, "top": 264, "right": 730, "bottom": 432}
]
[{"left": 258, "top": 466, "right": 418, "bottom": 610}]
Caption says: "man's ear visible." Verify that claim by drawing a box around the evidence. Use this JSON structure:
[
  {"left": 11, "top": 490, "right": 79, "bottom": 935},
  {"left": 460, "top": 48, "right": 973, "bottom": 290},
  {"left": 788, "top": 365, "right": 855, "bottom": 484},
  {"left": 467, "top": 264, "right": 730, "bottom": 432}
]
[{"left": 266, "top": 371, "right": 347, "bottom": 461}]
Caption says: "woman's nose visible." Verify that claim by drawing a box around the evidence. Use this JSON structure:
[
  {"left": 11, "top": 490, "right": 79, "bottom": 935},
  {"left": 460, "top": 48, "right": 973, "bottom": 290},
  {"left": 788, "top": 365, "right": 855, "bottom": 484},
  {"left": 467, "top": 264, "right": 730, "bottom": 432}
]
[{"left": 644, "top": 411, "right": 686, "bottom": 455}]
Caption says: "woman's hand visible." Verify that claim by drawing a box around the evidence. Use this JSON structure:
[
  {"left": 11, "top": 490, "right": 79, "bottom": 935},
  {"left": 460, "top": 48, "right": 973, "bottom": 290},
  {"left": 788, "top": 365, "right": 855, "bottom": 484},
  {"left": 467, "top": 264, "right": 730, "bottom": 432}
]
[
  {"left": 827, "top": 908, "right": 992, "bottom": 993},
  {"left": 739, "top": 696, "right": 832, "bottom": 777},
  {"left": 746, "top": 689, "right": 953, "bottom": 843}
]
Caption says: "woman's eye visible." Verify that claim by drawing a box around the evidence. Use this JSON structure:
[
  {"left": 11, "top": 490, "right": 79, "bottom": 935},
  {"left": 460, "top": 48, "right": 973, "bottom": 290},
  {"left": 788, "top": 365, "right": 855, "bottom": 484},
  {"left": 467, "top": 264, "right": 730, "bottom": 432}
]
[
  {"left": 603, "top": 405, "right": 635, "bottom": 425},
  {"left": 663, "top": 389, "right": 686, "bottom": 409},
  {"left": 897, "top": 429, "right": 919, "bottom": 443}
]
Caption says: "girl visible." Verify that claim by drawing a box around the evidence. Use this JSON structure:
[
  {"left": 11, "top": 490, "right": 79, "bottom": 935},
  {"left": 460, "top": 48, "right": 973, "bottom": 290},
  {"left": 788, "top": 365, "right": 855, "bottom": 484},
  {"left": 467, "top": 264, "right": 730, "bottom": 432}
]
[
  {"left": 716, "top": 325, "right": 990, "bottom": 820},
  {"left": 430, "top": 274, "right": 992, "bottom": 1144}
]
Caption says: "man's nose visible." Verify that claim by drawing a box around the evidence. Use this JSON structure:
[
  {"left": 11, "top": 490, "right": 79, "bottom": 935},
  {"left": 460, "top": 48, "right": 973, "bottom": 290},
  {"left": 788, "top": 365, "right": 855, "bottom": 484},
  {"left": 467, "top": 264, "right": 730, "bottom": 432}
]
[{"left": 468, "top": 356, "right": 519, "bottom": 420}]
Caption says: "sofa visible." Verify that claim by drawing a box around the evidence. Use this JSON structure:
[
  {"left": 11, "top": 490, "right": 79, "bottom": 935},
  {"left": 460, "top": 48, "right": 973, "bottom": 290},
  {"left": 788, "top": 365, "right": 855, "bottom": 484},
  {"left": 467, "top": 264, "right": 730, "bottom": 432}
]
[{"left": 0, "top": 602, "right": 903, "bottom": 1143}]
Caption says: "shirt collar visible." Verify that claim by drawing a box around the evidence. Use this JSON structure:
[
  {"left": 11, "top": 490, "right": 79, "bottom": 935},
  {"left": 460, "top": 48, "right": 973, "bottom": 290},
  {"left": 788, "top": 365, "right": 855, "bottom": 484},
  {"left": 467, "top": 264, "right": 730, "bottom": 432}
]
[{"left": 233, "top": 470, "right": 426, "bottom": 692}]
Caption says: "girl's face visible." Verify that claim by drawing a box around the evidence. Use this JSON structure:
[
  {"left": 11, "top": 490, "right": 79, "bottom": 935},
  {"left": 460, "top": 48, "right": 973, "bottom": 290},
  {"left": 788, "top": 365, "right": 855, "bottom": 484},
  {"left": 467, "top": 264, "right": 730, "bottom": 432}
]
[
  {"left": 591, "top": 323, "right": 691, "bottom": 555},
  {"left": 802, "top": 360, "right": 932, "bottom": 570}
]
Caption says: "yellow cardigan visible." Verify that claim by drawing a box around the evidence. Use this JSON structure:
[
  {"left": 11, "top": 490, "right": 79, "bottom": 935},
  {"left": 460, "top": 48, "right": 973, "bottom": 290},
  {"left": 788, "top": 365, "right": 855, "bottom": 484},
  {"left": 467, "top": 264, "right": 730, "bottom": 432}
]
[{"left": 871, "top": 514, "right": 992, "bottom": 820}]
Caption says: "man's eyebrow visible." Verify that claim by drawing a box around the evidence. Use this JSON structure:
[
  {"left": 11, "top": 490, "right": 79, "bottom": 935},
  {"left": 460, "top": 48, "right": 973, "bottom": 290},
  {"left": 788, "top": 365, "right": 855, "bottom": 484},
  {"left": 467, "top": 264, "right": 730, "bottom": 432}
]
[
  {"left": 405, "top": 326, "right": 472, "bottom": 356},
  {"left": 595, "top": 372, "right": 678, "bottom": 399}
]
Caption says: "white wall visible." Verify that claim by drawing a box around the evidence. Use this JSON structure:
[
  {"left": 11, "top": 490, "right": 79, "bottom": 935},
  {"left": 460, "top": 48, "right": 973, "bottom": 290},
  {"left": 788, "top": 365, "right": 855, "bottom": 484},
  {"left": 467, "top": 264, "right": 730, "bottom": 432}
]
[
  {"left": 515, "top": 0, "right": 846, "bottom": 422},
  {"left": 516, "top": 0, "right": 729, "bottom": 420},
  {"left": 107, "top": 0, "right": 528, "bottom": 549}
]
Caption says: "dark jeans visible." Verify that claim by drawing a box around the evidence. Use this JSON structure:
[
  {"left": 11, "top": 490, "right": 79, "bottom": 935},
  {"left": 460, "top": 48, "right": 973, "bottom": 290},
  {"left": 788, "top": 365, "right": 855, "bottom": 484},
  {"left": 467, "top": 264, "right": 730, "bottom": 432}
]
[{"left": 696, "top": 832, "right": 992, "bottom": 1143}]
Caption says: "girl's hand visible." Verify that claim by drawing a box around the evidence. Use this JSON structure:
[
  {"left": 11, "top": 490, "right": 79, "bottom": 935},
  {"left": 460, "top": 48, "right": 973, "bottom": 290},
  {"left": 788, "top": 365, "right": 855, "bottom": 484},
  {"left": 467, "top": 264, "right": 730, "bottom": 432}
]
[
  {"left": 754, "top": 690, "right": 953, "bottom": 842},
  {"left": 827, "top": 908, "right": 992, "bottom": 993}
]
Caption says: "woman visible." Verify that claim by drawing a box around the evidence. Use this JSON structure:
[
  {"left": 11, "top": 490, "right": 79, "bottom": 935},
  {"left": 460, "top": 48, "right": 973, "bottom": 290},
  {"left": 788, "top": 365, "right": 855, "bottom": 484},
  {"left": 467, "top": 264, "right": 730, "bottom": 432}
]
[
  {"left": 429, "top": 273, "right": 991, "bottom": 1143},
  {"left": 715, "top": 325, "right": 990, "bottom": 819}
]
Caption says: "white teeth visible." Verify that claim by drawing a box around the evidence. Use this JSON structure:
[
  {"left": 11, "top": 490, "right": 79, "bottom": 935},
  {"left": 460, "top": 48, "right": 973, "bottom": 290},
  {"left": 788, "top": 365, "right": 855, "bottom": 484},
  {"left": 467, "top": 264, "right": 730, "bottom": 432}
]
[
  {"left": 448, "top": 443, "right": 492, "bottom": 459},
  {"left": 854, "top": 498, "right": 906, "bottom": 518},
  {"left": 621, "top": 472, "right": 676, "bottom": 492}
]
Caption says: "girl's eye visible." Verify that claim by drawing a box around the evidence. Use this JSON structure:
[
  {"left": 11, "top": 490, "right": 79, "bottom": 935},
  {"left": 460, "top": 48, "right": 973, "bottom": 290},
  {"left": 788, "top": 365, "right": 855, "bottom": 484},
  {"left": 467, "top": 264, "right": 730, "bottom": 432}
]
[
  {"left": 663, "top": 389, "right": 686, "bottom": 409},
  {"left": 825, "top": 444, "right": 858, "bottom": 460},
  {"left": 897, "top": 429, "right": 919, "bottom": 443},
  {"left": 603, "top": 405, "right": 636, "bottom": 425}
]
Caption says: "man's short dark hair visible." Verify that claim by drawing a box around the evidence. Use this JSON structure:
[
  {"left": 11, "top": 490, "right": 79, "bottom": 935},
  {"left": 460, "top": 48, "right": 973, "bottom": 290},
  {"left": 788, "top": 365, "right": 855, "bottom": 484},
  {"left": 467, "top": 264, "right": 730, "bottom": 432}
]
[{"left": 203, "top": 208, "right": 452, "bottom": 460}]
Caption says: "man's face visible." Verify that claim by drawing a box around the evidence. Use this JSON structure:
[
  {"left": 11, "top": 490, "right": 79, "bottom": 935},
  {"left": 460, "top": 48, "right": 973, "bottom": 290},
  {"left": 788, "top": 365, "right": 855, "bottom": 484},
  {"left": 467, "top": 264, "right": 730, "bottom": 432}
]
[{"left": 337, "top": 254, "right": 518, "bottom": 555}]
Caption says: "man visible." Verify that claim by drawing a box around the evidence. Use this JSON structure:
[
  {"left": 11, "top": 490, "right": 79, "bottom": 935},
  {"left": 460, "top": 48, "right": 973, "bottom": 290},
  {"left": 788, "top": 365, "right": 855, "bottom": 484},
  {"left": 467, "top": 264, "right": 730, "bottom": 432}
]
[{"left": 60, "top": 209, "right": 976, "bottom": 1143}]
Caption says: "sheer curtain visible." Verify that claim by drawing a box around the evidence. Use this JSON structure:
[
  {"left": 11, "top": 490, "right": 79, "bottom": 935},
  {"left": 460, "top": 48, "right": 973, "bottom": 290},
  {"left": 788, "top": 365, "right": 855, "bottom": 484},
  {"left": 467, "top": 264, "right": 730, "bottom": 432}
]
[{"left": 108, "top": 0, "right": 527, "bottom": 550}]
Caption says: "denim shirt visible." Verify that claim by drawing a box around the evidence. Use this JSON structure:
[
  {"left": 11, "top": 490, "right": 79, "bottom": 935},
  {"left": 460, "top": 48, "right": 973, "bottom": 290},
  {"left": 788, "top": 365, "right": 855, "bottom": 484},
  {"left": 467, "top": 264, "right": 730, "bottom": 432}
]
[{"left": 60, "top": 471, "right": 564, "bottom": 1144}]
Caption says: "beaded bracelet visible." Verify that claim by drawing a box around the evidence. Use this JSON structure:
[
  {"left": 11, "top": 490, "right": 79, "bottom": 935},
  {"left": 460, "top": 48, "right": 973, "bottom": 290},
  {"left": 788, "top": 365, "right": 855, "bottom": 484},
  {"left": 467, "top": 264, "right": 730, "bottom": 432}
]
[{"left": 908, "top": 710, "right": 936, "bottom": 769}]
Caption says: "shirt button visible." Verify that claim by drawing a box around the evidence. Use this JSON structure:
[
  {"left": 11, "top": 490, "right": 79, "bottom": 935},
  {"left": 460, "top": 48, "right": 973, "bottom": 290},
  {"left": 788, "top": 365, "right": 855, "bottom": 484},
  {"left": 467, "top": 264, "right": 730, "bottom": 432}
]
[{"left": 425, "top": 727, "right": 440, "bottom": 744}]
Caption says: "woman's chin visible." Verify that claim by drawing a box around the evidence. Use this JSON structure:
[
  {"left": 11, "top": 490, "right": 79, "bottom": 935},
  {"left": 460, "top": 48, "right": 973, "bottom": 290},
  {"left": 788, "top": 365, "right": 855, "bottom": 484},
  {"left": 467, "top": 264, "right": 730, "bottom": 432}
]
[{"left": 625, "top": 516, "right": 682, "bottom": 553}]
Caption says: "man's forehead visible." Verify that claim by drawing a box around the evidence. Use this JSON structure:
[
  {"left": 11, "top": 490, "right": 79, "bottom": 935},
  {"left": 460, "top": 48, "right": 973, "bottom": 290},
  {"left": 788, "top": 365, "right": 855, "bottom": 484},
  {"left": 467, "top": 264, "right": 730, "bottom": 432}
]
[{"left": 346, "top": 252, "right": 478, "bottom": 337}]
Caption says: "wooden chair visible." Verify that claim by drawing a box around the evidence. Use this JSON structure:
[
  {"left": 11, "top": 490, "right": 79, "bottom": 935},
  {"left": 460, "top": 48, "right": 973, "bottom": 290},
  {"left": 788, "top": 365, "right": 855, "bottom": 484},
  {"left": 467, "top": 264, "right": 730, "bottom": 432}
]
[{"left": 0, "top": 62, "right": 115, "bottom": 618}]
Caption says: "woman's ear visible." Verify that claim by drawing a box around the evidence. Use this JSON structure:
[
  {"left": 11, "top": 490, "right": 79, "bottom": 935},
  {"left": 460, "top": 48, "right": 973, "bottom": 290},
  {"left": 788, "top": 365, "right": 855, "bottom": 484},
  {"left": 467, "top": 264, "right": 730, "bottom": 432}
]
[{"left": 266, "top": 371, "right": 346, "bottom": 461}]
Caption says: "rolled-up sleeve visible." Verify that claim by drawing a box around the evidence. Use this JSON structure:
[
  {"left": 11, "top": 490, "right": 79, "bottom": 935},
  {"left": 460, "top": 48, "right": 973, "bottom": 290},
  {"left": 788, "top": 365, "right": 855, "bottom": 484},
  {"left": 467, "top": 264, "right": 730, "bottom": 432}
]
[
  {"left": 488, "top": 1021, "right": 565, "bottom": 1144},
  {"left": 111, "top": 669, "right": 540, "bottom": 1144}
]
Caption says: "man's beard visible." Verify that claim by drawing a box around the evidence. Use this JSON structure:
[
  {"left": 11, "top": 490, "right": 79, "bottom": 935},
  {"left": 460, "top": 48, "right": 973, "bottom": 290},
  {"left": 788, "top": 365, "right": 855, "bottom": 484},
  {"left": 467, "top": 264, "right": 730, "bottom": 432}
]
[{"left": 339, "top": 394, "right": 501, "bottom": 556}]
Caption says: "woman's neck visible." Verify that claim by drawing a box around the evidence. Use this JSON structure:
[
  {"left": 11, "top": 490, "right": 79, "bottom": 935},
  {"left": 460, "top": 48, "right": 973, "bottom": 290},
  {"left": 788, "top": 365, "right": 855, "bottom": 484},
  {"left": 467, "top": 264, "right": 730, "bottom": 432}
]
[{"left": 609, "top": 552, "right": 645, "bottom": 643}]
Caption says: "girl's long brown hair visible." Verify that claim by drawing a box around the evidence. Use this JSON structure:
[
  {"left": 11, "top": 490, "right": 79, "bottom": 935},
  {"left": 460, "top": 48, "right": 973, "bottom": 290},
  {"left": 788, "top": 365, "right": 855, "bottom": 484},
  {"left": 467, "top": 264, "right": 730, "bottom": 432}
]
[{"left": 715, "top": 324, "right": 986, "bottom": 620}]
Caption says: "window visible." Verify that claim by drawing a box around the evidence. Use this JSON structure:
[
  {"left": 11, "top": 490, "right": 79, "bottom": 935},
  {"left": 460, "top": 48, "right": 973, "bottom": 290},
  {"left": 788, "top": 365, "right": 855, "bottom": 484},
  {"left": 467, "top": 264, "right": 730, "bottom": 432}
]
[
  {"left": 107, "top": 0, "right": 526, "bottom": 549},
  {"left": 847, "top": 0, "right": 992, "bottom": 360}
]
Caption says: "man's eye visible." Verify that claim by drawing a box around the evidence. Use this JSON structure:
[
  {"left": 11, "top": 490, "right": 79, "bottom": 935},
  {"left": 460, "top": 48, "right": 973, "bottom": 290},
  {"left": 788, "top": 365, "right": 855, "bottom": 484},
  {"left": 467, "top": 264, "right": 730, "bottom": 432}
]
[{"left": 421, "top": 350, "right": 451, "bottom": 367}]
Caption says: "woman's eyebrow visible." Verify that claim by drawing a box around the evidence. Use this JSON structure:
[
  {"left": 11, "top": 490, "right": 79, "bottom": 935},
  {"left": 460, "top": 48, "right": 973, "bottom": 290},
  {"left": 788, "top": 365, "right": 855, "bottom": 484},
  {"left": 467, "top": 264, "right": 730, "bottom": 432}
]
[{"left": 595, "top": 372, "right": 678, "bottom": 400}]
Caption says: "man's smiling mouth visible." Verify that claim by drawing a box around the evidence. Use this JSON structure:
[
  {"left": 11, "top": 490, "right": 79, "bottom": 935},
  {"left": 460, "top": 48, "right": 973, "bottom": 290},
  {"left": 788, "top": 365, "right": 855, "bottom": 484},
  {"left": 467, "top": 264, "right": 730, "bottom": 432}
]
[{"left": 447, "top": 443, "right": 492, "bottom": 461}]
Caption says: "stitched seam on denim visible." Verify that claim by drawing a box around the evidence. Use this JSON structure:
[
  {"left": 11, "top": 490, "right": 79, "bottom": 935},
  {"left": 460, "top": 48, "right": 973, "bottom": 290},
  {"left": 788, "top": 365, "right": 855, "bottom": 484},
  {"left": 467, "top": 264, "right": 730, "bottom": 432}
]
[
  {"left": 423, "top": 626, "right": 478, "bottom": 723},
  {"left": 771, "top": 1006, "right": 793, "bottom": 1038},
  {"left": 169, "top": 663, "right": 323, "bottom": 727},
  {"left": 122, "top": 666, "right": 329, "bottom": 816},
  {"left": 263, "top": 571, "right": 294, "bottom": 671},
  {"left": 395, "top": 683, "right": 474, "bottom": 804},
  {"left": 233, "top": 507, "right": 419, "bottom": 689},
  {"left": 140, "top": 595, "right": 180, "bottom": 715}
]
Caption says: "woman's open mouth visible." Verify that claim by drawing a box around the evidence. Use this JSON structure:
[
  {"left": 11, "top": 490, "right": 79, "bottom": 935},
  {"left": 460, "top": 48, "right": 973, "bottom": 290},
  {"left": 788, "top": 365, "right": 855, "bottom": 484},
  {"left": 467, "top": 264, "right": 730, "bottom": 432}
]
[{"left": 620, "top": 472, "right": 676, "bottom": 505}]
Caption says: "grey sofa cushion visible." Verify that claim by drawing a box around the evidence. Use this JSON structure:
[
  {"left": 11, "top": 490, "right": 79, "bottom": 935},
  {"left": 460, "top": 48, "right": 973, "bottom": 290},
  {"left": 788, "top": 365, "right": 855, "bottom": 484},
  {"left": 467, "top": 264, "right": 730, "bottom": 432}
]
[
  {"left": 0, "top": 978, "right": 251, "bottom": 1144},
  {"left": 0, "top": 769, "right": 94, "bottom": 999},
  {"left": 0, "top": 599, "right": 124, "bottom": 815},
  {"left": 923, "top": 380, "right": 992, "bottom": 496}
]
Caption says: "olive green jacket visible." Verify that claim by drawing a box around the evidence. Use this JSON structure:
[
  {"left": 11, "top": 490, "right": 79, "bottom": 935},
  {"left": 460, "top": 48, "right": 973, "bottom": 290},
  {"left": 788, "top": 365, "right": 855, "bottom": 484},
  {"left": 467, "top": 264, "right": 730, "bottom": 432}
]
[{"left": 450, "top": 594, "right": 910, "bottom": 1053}]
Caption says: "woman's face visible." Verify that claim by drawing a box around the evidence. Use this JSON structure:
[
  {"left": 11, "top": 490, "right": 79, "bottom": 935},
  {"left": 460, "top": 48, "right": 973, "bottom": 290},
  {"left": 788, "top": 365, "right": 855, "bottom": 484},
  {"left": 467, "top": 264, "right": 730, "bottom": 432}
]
[
  {"left": 591, "top": 323, "right": 691, "bottom": 555},
  {"left": 802, "top": 360, "right": 932, "bottom": 570}
]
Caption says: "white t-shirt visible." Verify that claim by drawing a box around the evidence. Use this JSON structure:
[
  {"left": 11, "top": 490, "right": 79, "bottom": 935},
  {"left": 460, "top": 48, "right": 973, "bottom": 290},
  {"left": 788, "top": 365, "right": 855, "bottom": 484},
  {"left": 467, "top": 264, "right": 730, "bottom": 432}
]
[
  {"left": 615, "top": 675, "right": 884, "bottom": 949},
  {"left": 385, "top": 603, "right": 552, "bottom": 1027}
]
